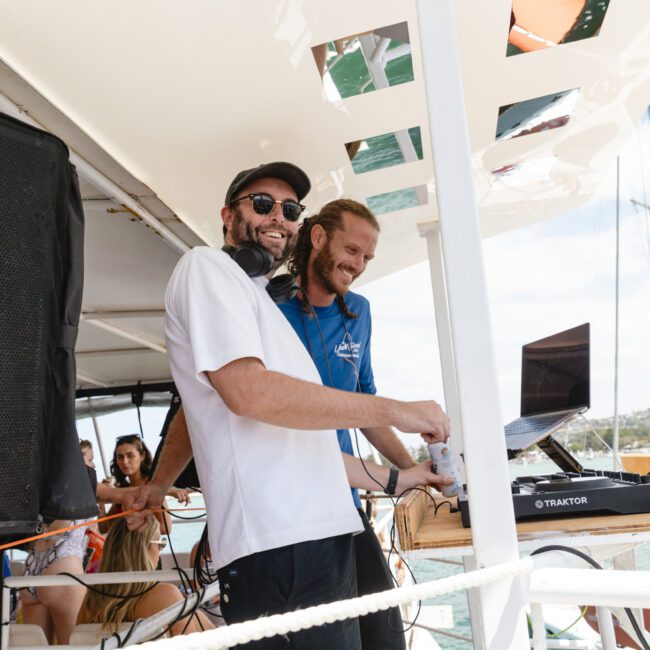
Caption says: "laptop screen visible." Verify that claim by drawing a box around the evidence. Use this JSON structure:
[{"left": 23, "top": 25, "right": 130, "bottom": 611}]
[{"left": 520, "top": 323, "right": 590, "bottom": 417}]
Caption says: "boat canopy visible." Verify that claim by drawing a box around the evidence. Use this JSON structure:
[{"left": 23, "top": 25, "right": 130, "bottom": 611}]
[{"left": 0, "top": 0, "right": 648, "bottom": 390}]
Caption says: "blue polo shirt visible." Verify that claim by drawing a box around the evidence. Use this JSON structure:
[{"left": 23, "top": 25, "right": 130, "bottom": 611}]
[{"left": 278, "top": 292, "right": 376, "bottom": 507}]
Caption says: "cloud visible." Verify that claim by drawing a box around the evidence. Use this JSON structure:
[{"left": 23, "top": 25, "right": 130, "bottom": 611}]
[{"left": 358, "top": 175, "right": 650, "bottom": 425}]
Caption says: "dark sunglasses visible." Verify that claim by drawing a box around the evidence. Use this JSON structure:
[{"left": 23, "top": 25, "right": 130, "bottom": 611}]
[
  {"left": 115, "top": 433, "right": 143, "bottom": 446},
  {"left": 230, "top": 193, "right": 305, "bottom": 222}
]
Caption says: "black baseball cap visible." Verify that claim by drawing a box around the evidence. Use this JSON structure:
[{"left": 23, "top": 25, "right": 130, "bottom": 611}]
[{"left": 224, "top": 162, "right": 311, "bottom": 205}]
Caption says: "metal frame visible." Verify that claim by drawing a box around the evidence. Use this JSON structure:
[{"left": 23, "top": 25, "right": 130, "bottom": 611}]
[
  {"left": 0, "top": 92, "right": 190, "bottom": 256},
  {"left": 358, "top": 33, "right": 428, "bottom": 207}
]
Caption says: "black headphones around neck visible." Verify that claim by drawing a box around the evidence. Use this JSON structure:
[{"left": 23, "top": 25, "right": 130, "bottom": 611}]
[{"left": 222, "top": 243, "right": 298, "bottom": 304}]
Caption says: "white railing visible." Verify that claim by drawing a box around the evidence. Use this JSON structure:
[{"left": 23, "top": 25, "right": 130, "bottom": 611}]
[
  {"left": 1, "top": 569, "right": 218, "bottom": 650},
  {"left": 3, "top": 548, "right": 650, "bottom": 649},
  {"left": 123, "top": 562, "right": 648, "bottom": 650},
  {"left": 130, "top": 558, "right": 534, "bottom": 650}
]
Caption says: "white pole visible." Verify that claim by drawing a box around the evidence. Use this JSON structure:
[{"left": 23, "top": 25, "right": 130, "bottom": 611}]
[
  {"left": 415, "top": 1, "right": 529, "bottom": 647},
  {"left": 1, "top": 583, "right": 10, "bottom": 650},
  {"left": 87, "top": 398, "right": 111, "bottom": 477},
  {"left": 419, "top": 223, "right": 464, "bottom": 464},
  {"left": 462, "top": 556, "right": 486, "bottom": 650},
  {"left": 530, "top": 603, "right": 548, "bottom": 650},
  {"left": 612, "top": 157, "right": 620, "bottom": 470},
  {"left": 596, "top": 608, "right": 618, "bottom": 650}
]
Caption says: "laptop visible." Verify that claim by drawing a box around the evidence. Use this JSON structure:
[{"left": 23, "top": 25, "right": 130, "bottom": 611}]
[{"left": 505, "top": 323, "right": 590, "bottom": 458}]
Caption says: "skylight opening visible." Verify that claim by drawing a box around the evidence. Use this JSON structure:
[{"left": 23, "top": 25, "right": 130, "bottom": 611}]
[
  {"left": 312, "top": 22, "right": 413, "bottom": 102},
  {"left": 366, "top": 186, "right": 428, "bottom": 215},
  {"left": 507, "top": 0, "right": 611, "bottom": 56},
  {"left": 496, "top": 89, "right": 579, "bottom": 141},
  {"left": 348, "top": 127, "right": 423, "bottom": 174}
]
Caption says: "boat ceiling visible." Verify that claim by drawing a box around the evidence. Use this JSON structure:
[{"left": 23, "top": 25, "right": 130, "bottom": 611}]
[{"left": 0, "top": 0, "right": 648, "bottom": 391}]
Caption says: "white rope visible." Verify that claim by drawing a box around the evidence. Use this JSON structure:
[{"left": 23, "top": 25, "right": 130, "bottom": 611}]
[{"left": 134, "top": 557, "right": 533, "bottom": 650}]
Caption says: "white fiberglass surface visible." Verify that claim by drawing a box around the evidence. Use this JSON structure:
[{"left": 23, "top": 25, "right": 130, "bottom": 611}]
[{"left": 0, "top": 0, "right": 648, "bottom": 287}]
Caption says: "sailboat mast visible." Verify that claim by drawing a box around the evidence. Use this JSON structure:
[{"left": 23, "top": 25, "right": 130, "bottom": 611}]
[{"left": 613, "top": 156, "right": 621, "bottom": 469}]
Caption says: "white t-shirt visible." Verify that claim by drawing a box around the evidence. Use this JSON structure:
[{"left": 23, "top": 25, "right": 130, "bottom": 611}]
[{"left": 165, "top": 247, "right": 362, "bottom": 569}]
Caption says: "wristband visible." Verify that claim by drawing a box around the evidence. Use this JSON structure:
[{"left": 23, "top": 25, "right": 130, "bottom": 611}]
[{"left": 384, "top": 467, "right": 399, "bottom": 495}]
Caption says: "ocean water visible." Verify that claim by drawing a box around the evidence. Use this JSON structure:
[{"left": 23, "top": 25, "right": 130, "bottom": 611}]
[{"left": 167, "top": 456, "right": 650, "bottom": 649}]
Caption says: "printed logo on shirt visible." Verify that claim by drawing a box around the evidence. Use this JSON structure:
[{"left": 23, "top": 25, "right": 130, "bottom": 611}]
[{"left": 334, "top": 333, "right": 360, "bottom": 359}]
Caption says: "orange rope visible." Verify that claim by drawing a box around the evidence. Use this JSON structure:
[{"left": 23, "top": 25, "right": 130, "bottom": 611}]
[{"left": 0, "top": 507, "right": 206, "bottom": 551}]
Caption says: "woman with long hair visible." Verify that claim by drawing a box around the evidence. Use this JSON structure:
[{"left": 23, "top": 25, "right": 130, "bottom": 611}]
[
  {"left": 110, "top": 434, "right": 154, "bottom": 488},
  {"left": 21, "top": 440, "right": 136, "bottom": 644},
  {"left": 102, "top": 435, "right": 187, "bottom": 534},
  {"left": 78, "top": 518, "right": 213, "bottom": 635}
]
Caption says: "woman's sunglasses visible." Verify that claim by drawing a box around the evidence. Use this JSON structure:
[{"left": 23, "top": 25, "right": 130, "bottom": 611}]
[
  {"left": 115, "top": 434, "right": 143, "bottom": 446},
  {"left": 149, "top": 537, "right": 168, "bottom": 550},
  {"left": 230, "top": 193, "right": 305, "bottom": 222}
]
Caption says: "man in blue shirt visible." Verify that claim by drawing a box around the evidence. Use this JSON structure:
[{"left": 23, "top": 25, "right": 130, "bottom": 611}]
[{"left": 280, "top": 198, "right": 428, "bottom": 650}]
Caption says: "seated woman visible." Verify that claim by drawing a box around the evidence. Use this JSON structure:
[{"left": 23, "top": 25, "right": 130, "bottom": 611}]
[
  {"left": 21, "top": 519, "right": 89, "bottom": 644},
  {"left": 21, "top": 444, "right": 136, "bottom": 645},
  {"left": 78, "top": 518, "right": 213, "bottom": 636}
]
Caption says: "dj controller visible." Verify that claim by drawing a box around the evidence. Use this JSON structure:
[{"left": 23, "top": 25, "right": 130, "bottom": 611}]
[{"left": 457, "top": 469, "right": 650, "bottom": 528}]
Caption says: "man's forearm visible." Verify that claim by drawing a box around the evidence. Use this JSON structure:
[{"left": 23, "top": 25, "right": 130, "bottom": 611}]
[
  {"left": 341, "top": 452, "right": 390, "bottom": 491},
  {"left": 209, "top": 360, "right": 398, "bottom": 430},
  {"left": 360, "top": 426, "right": 416, "bottom": 469},
  {"left": 208, "top": 358, "right": 449, "bottom": 439},
  {"left": 151, "top": 407, "right": 193, "bottom": 490},
  {"left": 96, "top": 484, "right": 137, "bottom": 503}
]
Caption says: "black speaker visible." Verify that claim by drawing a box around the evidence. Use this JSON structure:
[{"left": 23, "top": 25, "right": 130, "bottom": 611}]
[{"left": 0, "top": 112, "right": 97, "bottom": 542}]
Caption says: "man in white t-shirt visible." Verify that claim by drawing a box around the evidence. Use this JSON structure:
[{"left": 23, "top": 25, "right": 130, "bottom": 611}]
[{"left": 127, "top": 162, "right": 451, "bottom": 649}]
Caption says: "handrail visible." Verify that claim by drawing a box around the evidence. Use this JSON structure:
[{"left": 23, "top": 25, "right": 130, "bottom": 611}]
[
  {"left": 131, "top": 558, "right": 534, "bottom": 650},
  {"left": 5, "top": 560, "right": 650, "bottom": 650},
  {"left": 3, "top": 570, "right": 192, "bottom": 589}
]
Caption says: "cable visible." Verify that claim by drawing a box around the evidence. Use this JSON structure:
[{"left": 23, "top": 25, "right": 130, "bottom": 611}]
[
  {"left": 179, "top": 586, "right": 206, "bottom": 634},
  {"left": 160, "top": 509, "right": 193, "bottom": 595},
  {"left": 132, "top": 383, "right": 145, "bottom": 438},
  {"left": 56, "top": 571, "right": 160, "bottom": 599},
  {"left": 530, "top": 545, "right": 650, "bottom": 650},
  {"left": 578, "top": 414, "right": 626, "bottom": 470},
  {"left": 193, "top": 524, "right": 218, "bottom": 589},
  {"left": 545, "top": 606, "right": 588, "bottom": 638},
  {"left": 434, "top": 499, "right": 453, "bottom": 515},
  {"left": 116, "top": 617, "right": 144, "bottom": 647},
  {"left": 168, "top": 510, "right": 207, "bottom": 521}
]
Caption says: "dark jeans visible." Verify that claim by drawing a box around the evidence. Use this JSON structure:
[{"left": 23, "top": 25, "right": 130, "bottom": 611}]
[
  {"left": 354, "top": 509, "right": 406, "bottom": 650},
  {"left": 217, "top": 533, "right": 361, "bottom": 649}
]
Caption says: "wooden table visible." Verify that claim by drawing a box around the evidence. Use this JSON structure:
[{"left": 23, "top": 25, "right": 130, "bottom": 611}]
[
  {"left": 394, "top": 489, "right": 650, "bottom": 559},
  {"left": 395, "top": 489, "right": 650, "bottom": 647},
  {"left": 621, "top": 454, "right": 650, "bottom": 475}
]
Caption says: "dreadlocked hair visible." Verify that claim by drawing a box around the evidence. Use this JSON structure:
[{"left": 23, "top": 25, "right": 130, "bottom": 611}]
[{"left": 287, "top": 199, "right": 379, "bottom": 319}]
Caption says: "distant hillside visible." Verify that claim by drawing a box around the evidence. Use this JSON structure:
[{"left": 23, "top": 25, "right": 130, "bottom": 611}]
[
  {"left": 564, "top": 407, "right": 650, "bottom": 452},
  {"left": 403, "top": 406, "right": 650, "bottom": 462}
]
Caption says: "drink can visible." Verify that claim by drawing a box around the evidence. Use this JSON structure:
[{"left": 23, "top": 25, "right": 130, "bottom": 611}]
[{"left": 428, "top": 442, "right": 462, "bottom": 497}]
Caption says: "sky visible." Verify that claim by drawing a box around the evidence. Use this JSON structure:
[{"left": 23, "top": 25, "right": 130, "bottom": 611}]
[
  {"left": 356, "top": 112, "right": 650, "bottom": 454},
  {"left": 78, "top": 111, "right": 650, "bottom": 478}
]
